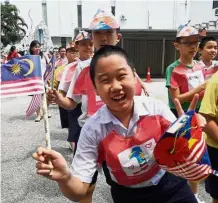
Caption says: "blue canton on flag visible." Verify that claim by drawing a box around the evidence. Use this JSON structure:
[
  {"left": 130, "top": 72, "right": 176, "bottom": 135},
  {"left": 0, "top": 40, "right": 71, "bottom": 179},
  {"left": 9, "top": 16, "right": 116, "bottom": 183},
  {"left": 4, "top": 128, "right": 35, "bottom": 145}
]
[{"left": 1, "top": 55, "right": 44, "bottom": 98}]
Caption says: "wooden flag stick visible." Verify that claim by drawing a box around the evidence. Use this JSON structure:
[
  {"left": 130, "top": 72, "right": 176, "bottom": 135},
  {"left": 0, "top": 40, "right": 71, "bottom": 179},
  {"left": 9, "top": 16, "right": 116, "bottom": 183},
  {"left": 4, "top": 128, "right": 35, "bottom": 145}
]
[
  {"left": 41, "top": 92, "right": 53, "bottom": 175},
  {"left": 51, "top": 52, "right": 57, "bottom": 90},
  {"left": 42, "top": 93, "right": 51, "bottom": 149}
]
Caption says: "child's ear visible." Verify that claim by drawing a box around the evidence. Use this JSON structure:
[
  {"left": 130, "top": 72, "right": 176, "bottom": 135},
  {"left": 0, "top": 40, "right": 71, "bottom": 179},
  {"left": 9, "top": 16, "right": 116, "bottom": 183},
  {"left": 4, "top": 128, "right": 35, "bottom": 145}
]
[
  {"left": 95, "top": 87, "right": 99, "bottom": 96},
  {"left": 117, "top": 33, "right": 122, "bottom": 43},
  {"left": 173, "top": 42, "right": 180, "bottom": 50}
]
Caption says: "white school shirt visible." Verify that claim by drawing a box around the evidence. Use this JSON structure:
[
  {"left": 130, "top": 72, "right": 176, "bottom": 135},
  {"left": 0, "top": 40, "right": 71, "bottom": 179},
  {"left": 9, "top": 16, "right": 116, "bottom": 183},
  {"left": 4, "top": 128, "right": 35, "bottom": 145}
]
[
  {"left": 66, "top": 58, "right": 92, "bottom": 127},
  {"left": 71, "top": 96, "right": 176, "bottom": 188},
  {"left": 58, "top": 59, "right": 81, "bottom": 93},
  {"left": 199, "top": 60, "right": 218, "bottom": 70}
]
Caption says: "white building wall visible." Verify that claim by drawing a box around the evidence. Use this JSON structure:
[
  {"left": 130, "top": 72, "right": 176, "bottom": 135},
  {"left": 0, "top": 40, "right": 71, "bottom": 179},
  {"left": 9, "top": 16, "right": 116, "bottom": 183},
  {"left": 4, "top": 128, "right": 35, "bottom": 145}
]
[
  {"left": 189, "top": 0, "right": 217, "bottom": 28},
  {"left": 10, "top": 0, "right": 217, "bottom": 39}
]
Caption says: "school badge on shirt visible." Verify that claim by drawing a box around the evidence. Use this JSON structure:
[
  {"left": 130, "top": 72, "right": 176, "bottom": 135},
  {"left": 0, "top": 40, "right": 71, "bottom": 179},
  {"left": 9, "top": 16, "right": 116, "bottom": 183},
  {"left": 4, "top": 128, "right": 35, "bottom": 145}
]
[{"left": 117, "top": 139, "right": 156, "bottom": 176}]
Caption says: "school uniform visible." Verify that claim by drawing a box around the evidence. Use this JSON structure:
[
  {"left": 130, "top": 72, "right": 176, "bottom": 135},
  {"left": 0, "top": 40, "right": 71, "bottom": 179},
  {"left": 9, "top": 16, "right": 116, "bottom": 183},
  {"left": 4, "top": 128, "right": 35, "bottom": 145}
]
[
  {"left": 71, "top": 96, "right": 197, "bottom": 203},
  {"left": 58, "top": 61, "right": 82, "bottom": 142},
  {"left": 199, "top": 60, "right": 218, "bottom": 79},
  {"left": 165, "top": 60, "right": 205, "bottom": 117},
  {"left": 199, "top": 71, "right": 218, "bottom": 199}
]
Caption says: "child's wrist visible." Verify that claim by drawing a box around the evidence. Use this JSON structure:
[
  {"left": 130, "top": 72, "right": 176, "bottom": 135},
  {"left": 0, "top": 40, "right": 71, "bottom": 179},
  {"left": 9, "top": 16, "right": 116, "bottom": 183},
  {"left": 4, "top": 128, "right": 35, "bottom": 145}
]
[{"left": 57, "top": 170, "right": 72, "bottom": 184}]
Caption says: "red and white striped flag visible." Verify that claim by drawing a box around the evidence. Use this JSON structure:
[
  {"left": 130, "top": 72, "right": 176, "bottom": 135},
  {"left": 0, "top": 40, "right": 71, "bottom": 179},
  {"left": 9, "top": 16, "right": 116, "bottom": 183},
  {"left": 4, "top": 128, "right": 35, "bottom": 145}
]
[
  {"left": 26, "top": 56, "right": 55, "bottom": 118},
  {"left": 26, "top": 94, "right": 42, "bottom": 118}
]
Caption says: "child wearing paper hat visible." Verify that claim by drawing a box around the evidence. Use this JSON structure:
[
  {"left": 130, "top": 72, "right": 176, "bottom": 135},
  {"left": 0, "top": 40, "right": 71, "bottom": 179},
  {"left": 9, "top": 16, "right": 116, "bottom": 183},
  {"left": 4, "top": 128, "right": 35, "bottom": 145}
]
[
  {"left": 44, "top": 9, "right": 145, "bottom": 203},
  {"left": 52, "top": 41, "right": 79, "bottom": 151},
  {"left": 165, "top": 23, "right": 207, "bottom": 202},
  {"left": 165, "top": 23, "right": 206, "bottom": 116}
]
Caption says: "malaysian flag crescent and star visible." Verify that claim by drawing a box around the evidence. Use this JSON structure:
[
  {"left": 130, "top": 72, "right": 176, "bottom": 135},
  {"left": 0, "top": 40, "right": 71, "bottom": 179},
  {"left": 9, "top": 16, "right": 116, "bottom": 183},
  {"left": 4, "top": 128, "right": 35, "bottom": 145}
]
[
  {"left": 154, "top": 111, "right": 218, "bottom": 182},
  {"left": 1, "top": 55, "right": 44, "bottom": 98}
]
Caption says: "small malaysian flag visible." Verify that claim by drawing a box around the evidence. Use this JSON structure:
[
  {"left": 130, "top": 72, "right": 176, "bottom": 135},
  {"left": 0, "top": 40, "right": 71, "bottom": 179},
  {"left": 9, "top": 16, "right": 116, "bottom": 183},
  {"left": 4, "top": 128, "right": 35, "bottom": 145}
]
[
  {"left": 0, "top": 55, "right": 44, "bottom": 98},
  {"left": 44, "top": 56, "right": 55, "bottom": 83},
  {"left": 25, "top": 56, "right": 55, "bottom": 118}
]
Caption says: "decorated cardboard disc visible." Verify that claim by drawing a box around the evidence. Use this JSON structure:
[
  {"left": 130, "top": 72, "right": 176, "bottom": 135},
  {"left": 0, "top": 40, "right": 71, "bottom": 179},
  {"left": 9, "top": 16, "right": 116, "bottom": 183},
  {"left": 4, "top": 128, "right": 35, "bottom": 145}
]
[{"left": 154, "top": 111, "right": 218, "bottom": 181}]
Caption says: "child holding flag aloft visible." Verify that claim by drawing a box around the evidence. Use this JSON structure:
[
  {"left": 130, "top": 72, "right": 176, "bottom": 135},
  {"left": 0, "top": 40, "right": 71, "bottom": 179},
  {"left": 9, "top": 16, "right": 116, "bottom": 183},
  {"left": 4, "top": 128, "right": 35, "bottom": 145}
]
[
  {"left": 165, "top": 24, "right": 206, "bottom": 202},
  {"left": 33, "top": 45, "right": 198, "bottom": 203},
  {"left": 58, "top": 31, "right": 94, "bottom": 151},
  {"left": 46, "top": 9, "right": 145, "bottom": 203},
  {"left": 52, "top": 41, "right": 79, "bottom": 148}
]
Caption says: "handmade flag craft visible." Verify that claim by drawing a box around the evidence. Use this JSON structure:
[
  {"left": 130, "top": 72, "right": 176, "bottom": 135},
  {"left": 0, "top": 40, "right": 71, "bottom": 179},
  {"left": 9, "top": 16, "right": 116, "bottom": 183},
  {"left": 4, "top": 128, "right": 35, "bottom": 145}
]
[
  {"left": 0, "top": 55, "right": 44, "bottom": 98},
  {"left": 89, "top": 9, "right": 119, "bottom": 30},
  {"left": 154, "top": 110, "right": 218, "bottom": 181}
]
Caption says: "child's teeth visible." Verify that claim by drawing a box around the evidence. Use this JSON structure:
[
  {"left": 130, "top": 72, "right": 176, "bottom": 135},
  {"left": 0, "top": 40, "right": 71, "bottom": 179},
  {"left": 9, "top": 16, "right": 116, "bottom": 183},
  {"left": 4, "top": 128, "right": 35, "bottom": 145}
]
[{"left": 114, "top": 96, "right": 123, "bottom": 99}]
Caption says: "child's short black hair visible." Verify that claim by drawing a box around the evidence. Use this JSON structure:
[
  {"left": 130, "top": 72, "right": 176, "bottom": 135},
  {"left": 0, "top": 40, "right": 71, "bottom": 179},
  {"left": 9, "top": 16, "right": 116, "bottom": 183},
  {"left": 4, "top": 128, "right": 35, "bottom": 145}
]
[
  {"left": 90, "top": 45, "right": 134, "bottom": 87},
  {"left": 199, "top": 36, "right": 217, "bottom": 49}
]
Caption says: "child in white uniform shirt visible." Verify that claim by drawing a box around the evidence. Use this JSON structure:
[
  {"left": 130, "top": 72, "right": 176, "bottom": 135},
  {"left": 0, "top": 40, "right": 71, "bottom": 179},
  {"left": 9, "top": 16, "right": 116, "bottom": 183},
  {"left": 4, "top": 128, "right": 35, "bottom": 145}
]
[
  {"left": 33, "top": 46, "right": 198, "bottom": 203},
  {"left": 58, "top": 32, "right": 94, "bottom": 151},
  {"left": 198, "top": 36, "right": 218, "bottom": 79}
]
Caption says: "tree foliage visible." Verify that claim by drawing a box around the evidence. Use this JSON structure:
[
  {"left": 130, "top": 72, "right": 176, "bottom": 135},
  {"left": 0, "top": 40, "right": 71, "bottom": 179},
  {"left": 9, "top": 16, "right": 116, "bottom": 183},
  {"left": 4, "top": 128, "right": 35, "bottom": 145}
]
[{"left": 1, "top": 2, "right": 28, "bottom": 46}]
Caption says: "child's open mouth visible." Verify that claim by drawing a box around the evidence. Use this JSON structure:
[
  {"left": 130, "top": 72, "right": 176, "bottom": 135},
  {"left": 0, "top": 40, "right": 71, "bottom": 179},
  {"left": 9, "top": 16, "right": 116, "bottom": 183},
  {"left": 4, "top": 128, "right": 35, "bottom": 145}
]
[{"left": 112, "top": 95, "right": 126, "bottom": 102}]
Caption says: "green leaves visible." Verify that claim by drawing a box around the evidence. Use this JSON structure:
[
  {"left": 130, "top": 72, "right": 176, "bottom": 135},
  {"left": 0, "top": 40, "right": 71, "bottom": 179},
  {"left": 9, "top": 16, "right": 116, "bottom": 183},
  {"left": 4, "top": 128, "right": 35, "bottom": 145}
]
[{"left": 1, "top": 2, "right": 28, "bottom": 46}]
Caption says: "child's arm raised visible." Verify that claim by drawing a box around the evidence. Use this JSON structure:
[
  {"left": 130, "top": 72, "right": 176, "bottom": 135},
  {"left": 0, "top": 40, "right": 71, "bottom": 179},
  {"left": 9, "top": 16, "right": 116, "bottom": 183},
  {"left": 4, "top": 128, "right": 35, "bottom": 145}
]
[
  {"left": 46, "top": 89, "right": 77, "bottom": 110},
  {"left": 32, "top": 147, "right": 90, "bottom": 202}
]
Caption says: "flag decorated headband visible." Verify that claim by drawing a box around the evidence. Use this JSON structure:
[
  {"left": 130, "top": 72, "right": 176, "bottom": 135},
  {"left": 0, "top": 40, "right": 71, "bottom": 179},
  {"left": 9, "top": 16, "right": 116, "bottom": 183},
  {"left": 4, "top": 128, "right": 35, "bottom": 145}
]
[
  {"left": 176, "top": 23, "right": 199, "bottom": 38},
  {"left": 89, "top": 9, "right": 120, "bottom": 30},
  {"left": 75, "top": 31, "right": 92, "bottom": 42},
  {"left": 154, "top": 111, "right": 218, "bottom": 182}
]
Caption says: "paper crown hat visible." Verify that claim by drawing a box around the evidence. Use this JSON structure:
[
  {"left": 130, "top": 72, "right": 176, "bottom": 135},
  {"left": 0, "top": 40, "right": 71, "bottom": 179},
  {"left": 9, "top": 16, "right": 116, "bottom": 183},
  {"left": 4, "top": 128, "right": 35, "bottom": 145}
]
[
  {"left": 154, "top": 111, "right": 218, "bottom": 182},
  {"left": 176, "top": 22, "right": 199, "bottom": 38},
  {"left": 89, "top": 9, "right": 120, "bottom": 30},
  {"left": 75, "top": 31, "right": 92, "bottom": 42},
  {"left": 66, "top": 41, "right": 76, "bottom": 50}
]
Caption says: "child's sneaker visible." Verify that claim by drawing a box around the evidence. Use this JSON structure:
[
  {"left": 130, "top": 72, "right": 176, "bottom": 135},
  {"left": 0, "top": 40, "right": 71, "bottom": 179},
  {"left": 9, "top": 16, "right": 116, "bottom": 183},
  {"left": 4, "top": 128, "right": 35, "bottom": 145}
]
[{"left": 35, "top": 114, "right": 41, "bottom": 122}]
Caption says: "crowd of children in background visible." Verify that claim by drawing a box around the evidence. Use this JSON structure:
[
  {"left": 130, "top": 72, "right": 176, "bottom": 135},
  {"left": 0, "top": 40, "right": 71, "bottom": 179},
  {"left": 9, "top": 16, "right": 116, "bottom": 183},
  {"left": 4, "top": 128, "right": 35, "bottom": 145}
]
[
  {"left": 165, "top": 24, "right": 218, "bottom": 203},
  {"left": 1, "top": 8, "right": 217, "bottom": 203}
]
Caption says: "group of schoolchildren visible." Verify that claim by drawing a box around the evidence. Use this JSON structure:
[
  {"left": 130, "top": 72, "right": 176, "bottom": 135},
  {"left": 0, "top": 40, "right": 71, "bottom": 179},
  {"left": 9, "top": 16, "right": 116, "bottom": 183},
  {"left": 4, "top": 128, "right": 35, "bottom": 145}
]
[{"left": 33, "top": 9, "right": 218, "bottom": 203}]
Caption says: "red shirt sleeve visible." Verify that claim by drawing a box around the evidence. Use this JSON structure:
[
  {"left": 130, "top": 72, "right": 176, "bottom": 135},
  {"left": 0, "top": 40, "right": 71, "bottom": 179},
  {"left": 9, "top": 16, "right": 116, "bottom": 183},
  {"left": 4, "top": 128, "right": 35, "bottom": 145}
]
[{"left": 170, "top": 71, "right": 180, "bottom": 89}]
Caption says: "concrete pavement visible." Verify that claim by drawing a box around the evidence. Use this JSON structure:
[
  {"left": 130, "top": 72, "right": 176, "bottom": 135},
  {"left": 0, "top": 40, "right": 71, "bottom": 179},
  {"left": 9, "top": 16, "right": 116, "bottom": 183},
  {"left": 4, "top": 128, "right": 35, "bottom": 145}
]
[{"left": 1, "top": 81, "right": 211, "bottom": 203}]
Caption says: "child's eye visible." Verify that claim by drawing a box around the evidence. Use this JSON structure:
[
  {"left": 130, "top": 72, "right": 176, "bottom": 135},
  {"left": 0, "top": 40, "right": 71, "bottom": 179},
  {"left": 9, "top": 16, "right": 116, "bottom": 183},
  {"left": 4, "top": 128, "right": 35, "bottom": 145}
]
[
  {"left": 100, "top": 79, "right": 108, "bottom": 83},
  {"left": 120, "top": 74, "right": 127, "bottom": 79}
]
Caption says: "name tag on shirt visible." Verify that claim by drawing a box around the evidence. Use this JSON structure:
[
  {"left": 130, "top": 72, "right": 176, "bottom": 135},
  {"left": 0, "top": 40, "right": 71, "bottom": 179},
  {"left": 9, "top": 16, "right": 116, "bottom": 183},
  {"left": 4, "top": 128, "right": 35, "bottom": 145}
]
[{"left": 186, "top": 70, "right": 204, "bottom": 90}]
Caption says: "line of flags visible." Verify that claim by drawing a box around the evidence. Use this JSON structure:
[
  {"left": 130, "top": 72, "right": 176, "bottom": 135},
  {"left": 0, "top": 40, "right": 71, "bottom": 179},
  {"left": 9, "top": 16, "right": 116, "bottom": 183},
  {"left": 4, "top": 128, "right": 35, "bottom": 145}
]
[{"left": 0, "top": 55, "right": 55, "bottom": 118}]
